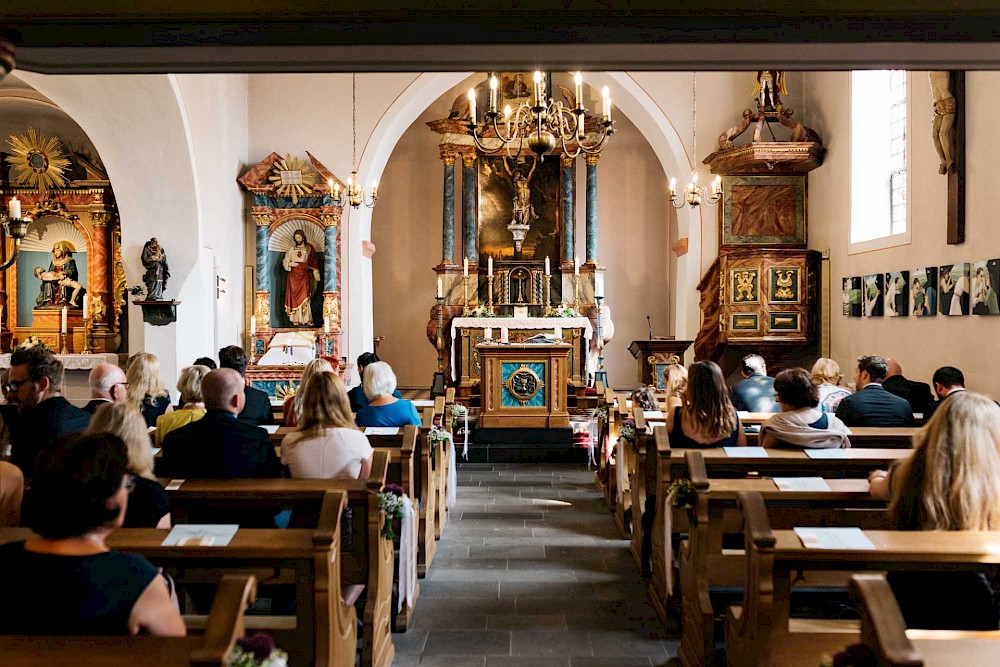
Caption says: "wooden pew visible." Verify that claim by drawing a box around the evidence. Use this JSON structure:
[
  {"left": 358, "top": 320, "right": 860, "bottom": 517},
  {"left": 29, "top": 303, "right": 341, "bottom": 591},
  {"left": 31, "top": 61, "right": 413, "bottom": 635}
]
[
  {"left": 594, "top": 387, "right": 615, "bottom": 500},
  {"left": 602, "top": 388, "right": 621, "bottom": 510},
  {"left": 629, "top": 408, "right": 653, "bottom": 568},
  {"left": 676, "top": 450, "right": 889, "bottom": 667},
  {"left": 840, "top": 574, "right": 1000, "bottom": 667},
  {"left": 745, "top": 426, "right": 919, "bottom": 449},
  {"left": 725, "top": 491, "right": 1000, "bottom": 667},
  {"left": 433, "top": 394, "right": 453, "bottom": 540},
  {"left": 0, "top": 574, "right": 258, "bottom": 667},
  {"left": 612, "top": 393, "right": 634, "bottom": 537}
]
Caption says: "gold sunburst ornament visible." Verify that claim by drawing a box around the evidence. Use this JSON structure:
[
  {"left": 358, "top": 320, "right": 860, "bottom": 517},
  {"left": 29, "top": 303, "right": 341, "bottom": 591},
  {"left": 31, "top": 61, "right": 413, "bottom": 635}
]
[
  {"left": 267, "top": 153, "right": 317, "bottom": 204},
  {"left": 7, "top": 127, "right": 71, "bottom": 192}
]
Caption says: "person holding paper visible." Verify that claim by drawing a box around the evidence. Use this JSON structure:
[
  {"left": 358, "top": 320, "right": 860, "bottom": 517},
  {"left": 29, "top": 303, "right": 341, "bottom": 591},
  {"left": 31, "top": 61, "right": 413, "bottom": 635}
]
[
  {"left": 0, "top": 433, "right": 186, "bottom": 636},
  {"left": 355, "top": 362, "right": 421, "bottom": 428},
  {"left": 760, "top": 368, "right": 851, "bottom": 449}
]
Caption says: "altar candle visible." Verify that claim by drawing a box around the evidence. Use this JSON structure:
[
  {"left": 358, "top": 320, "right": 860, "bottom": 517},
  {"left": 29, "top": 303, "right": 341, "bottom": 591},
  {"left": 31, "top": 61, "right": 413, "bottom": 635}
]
[
  {"left": 594, "top": 273, "right": 604, "bottom": 298},
  {"left": 249, "top": 316, "right": 256, "bottom": 336},
  {"left": 82, "top": 294, "right": 90, "bottom": 320},
  {"left": 61, "top": 306, "right": 67, "bottom": 334},
  {"left": 484, "top": 327, "right": 493, "bottom": 340},
  {"left": 554, "top": 325, "right": 562, "bottom": 340},
  {"left": 501, "top": 327, "right": 509, "bottom": 343},
  {"left": 323, "top": 316, "right": 330, "bottom": 334},
  {"left": 574, "top": 256, "right": 580, "bottom": 275},
  {"left": 8, "top": 197, "right": 20, "bottom": 219},
  {"left": 437, "top": 276, "right": 443, "bottom": 298},
  {"left": 463, "top": 257, "right": 469, "bottom": 277},
  {"left": 545, "top": 256, "right": 550, "bottom": 276},
  {"left": 487, "top": 256, "right": 493, "bottom": 277}
]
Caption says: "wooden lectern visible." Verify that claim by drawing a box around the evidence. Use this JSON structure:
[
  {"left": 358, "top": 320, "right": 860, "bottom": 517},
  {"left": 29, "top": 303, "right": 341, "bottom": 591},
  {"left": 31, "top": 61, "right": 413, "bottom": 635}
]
[
  {"left": 477, "top": 342, "right": 571, "bottom": 429},
  {"left": 628, "top": 339, "right": 693, "bottom": 389}
]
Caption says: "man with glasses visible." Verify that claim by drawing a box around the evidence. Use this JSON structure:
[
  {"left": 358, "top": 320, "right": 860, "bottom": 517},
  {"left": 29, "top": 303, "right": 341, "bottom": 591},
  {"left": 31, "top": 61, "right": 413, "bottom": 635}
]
[
  {"left": 5, "top": 347, "right": 90, "bottom": 475},
  {"left": 83, "top": 363, "right": 129, "bottom": 415}
]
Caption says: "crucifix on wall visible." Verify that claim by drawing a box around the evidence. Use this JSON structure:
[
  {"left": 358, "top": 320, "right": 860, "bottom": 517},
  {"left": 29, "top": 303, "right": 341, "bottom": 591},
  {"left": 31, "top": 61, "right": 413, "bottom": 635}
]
[{"left": 929, "top": 71, "right": 965, "bottom": 245}]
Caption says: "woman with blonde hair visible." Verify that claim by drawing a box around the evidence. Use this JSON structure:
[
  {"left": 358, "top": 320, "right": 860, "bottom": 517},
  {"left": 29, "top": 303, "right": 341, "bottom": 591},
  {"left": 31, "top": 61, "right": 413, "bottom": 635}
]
[
  {"left": 811, "top": 357, "right": 851, "bottom": 413},
  {"left": 87, "top": 402, "right": 170, "bottom": 529},
  {"left": 281, "top": 372, "right": 374, "bottom": 480},
  {"left": 155, "top": 365, "right": 210, "bottom": 446},
  {"left": 661, "top": 363, "right": 688, "bottom": 412},
  {"left": 283, "top": 357, "right": 334, "bottom": 427},
  {"left": 125, "top": 352, "right": 173, "bottom": 427},
  {"left": 868, "top": 391, "right": 1000, "bottom": 629}
]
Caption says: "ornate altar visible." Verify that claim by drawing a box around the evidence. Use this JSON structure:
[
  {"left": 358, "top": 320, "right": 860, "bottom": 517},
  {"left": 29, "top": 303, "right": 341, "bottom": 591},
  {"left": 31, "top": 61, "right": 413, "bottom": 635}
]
[
  {"left": 477, "top": 342, "right": 571, "bottom": 429},
  {"left": 237, "top": 152, "right": 344, "bottom": 395},
  {"left": 1, "top": 129, "right": 125, "bottom": 353}
]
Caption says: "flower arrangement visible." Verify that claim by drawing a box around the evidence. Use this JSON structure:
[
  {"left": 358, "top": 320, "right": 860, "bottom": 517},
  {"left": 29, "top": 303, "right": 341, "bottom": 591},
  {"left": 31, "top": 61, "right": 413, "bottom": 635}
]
[
  {"left": 16, "top": 335, "right": 50, "bottom": 352},
  {"left": 618, "top": 420, "right": 636, "bottom": 447},
  {"left": 547, "top": 303, "right": 579, "bottom": 317},
  {"left": 466, "top": 305, "right": 494, "bottom": 317},
  {"left": 427, "top": 426, "right": 452, "bottom": 464},
  {"left": 451, "top": 403, "right": 467, "bottom": 432},
  {"left": 377, "top": 483, "right": 406, "bottom": 540},
  {"left": 591, "top": 405, "right": 609, "bottom": 422},
  {"left": 127, "top": 285, "right": 145, "bottom": 298},
  {"left": 228, "top": 633, "right": 289, "bottom": 667},
  {"left": 666, "top": 478, "right": 698, "bottom": 508}
]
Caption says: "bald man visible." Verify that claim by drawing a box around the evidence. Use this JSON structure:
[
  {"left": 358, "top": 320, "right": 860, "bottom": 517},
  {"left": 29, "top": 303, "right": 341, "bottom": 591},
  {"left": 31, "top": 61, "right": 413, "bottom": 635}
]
[
  {"left": 84, "top": 363, "right": 128, "bottom": 415},
  {"left": 158, "top": 368, "right": 281, "bottom": 482},
  {"left": 881, "top": 358, "right": 934, "bottom": 415}
]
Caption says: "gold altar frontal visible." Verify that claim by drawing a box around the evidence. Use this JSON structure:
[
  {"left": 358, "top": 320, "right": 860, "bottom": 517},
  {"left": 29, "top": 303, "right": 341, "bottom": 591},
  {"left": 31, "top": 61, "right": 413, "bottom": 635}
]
[{"left": 477, "top": 342, "right": 571, "bottom": 429}]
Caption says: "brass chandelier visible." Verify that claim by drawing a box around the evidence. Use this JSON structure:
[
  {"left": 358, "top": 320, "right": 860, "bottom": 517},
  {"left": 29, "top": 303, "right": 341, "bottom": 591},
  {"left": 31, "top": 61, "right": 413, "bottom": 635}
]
[
  {"left": 669, "top": 72, "right": 722, "bottom": 208},
  {"left": 329, "top": 73, "right": 378, "bottom": 209}
]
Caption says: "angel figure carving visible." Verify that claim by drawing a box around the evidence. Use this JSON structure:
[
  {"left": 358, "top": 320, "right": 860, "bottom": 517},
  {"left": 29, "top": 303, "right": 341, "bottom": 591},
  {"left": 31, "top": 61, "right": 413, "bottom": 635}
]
[{"left": 752, "top": 70, "right": 788, "bottom": 111}]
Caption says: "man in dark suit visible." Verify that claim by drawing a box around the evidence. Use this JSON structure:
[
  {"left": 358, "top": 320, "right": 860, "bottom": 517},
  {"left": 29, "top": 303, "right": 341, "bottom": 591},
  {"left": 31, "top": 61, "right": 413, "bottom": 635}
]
[
  {"left": 882, "top": 358, "right": 934, "bottom": 415},
  {"left": 923, "top": 366, "right": 966, "bottom": 421},
  {"left": 4, "top": 347, "right": 90, "bottom": 475},
  {"left": 83, "top": 362, "right": 128, "bottom": 414},
  {"left": 218, "top": 345, "right": 273, "bottom": 426},
  {"left": 835, "top": 355, "right": 914, "bottom": 427},
  {"left": 730, "top": 354, "right": 779, "bottom": 413}
]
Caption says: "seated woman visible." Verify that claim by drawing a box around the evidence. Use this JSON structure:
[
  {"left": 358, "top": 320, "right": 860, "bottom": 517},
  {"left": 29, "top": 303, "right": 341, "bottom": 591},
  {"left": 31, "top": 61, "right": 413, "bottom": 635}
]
[
  {"left": 88, "top": 403, "right": 171, "bottom": 529},
  {"left": 126, "top": 352, "right": 173, "bottom": 428},
  {"left": 281, "top": 372, "right": 374, "bottom": 480},
  {"left": 811, "top": 357, "right": 852, "bottom": 413},
  {"left": 283, "top": 357, "right": 334, "bottom": 427},
  {"left": 760, "top": 368, "right": 852, "bottom": 449},
  {"left": 869, "top": 391, "right": 1000, "bottom": 630},
  {"left": 661, "top": 363, "right": 688, "bottom": 413},
  {"left": 355, "top": 362, "right": 421, "bottom": 428},
  {"left": 0, "top": 460, "right": 24, "bottom": 527},
  {"left": 348, "top": 352, "right": 401, "bottom": 412},
  {"left": 0, "top": 433, "right": 185, "bottom": 636},
  {"left": 155, "top": 365, "right": 210, "bottom": 446}
]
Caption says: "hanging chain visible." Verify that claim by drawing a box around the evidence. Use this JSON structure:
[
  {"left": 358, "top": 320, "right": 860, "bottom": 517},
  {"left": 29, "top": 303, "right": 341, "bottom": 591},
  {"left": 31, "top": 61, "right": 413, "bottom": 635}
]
[
  {"left": 352, "top": 73, "right": 357, "bottom": 168},
  {"left": 691, "top": 71, "right": 697, "bottom": 171}
]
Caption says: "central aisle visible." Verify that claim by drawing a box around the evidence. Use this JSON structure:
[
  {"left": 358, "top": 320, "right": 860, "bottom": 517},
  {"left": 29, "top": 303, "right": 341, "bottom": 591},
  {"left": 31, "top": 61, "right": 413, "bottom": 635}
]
[{"left": 392, "top": 463, "right": 676, "bottom": 666}]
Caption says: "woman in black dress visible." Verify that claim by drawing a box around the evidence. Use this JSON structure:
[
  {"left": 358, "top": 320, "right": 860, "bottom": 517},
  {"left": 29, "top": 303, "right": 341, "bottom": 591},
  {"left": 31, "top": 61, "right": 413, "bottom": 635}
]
[{"left": 125, "top": 352, "right": 173, "bottom": 427}]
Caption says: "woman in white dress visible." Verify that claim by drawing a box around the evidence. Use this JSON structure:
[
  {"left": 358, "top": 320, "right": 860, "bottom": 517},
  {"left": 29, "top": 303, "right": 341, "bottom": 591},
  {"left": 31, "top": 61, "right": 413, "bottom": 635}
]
[{"left": 280, "top": 371, "right": 373, "bottom": 480}]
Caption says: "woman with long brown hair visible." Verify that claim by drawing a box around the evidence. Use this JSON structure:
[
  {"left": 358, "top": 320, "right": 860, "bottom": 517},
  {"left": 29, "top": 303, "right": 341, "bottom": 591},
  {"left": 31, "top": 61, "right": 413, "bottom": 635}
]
[
  {"left": 665, "top": 360, "right": 746, "bottom": 448},
  {"left": 283, "top": 357, "right": 334, "bottom": 427}
]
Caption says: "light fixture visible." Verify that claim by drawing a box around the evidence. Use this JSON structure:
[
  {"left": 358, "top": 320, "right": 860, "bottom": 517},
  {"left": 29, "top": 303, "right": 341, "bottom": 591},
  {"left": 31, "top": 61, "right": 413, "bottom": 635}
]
[
  {"left": 0, "top": 197, "right": 31, "bottom": 271},
  {"left": 329, "top": 73, "right": 378, "bottom": 209},
  {"left": 467, "top": 71, "right": 614, "bottom": 160},
  {"left": 669, "top": 72, "right": 722, "bottom": 208}
]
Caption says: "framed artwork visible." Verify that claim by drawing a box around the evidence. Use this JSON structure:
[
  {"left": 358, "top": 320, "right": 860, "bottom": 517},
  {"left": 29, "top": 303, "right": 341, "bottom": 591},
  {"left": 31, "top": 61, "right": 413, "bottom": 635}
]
[
  {"left": 885, "top": 270, "right": 910, "bottom": 317},
  {"left": 910, "top": 267, "right": 937, "bottom": 317},
  {"left": 863, "top": 273, "right": 884, "bottom": 317},
  {"left": 477, "top": 155, "right": 562, "bottom": 263},
  {"left": 730, "top": 268, "right": 759, "bottom": 303},
  {"left": 721, "top": 175, "right": 806, "bottom": 247},
  {"left": 499, "top": 71, "right": 548, "bottom": 109},
  {"left": 731, "top": 313, "right": 759, "bottom": 331},
  {"left": 768, "top": 311, "right": 800, "bottom": 332},
  {"left": 971, "top": 259, "right": 1000, "bottom": 315},
  {"left": 939, "top": 263, "right": 970, "bottom": 316},
  {"left": 769, "top": 267, "right": 800, "bottom": 303},
  {"left": 842, "top": 277, "right": 862, "bottom": 317}
]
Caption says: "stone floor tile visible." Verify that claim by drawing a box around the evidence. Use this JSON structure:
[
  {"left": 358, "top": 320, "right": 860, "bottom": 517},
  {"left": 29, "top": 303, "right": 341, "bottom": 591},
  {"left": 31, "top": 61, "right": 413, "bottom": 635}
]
[
  {"left": 509, "top": 628, "right": 594, "bottom": 657},
  {"left": 391, "top": 629, "right": 428, "bottom": 655},
  {"left": 421, "top": 630, "right": 512, "bottom": 656},
  {"left": 487, "top": 658, "right": 570, "bottom": 667},
  {"left": 487, "top": 613, "right": 568, "bottom": 630}
]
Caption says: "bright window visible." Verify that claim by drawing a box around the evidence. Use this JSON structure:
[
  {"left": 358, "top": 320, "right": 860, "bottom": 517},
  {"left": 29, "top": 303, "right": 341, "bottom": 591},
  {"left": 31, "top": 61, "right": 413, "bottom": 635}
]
[{"left": 851, "top": 70, "right": 909, "bottom": 248}]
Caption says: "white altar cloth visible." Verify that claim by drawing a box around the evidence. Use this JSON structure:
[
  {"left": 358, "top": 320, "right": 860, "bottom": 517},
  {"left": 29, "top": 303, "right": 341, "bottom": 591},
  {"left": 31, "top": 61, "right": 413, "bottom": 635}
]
[
  {"left": 449, "top": 316, "right": 593, "bottom": 381},
  {"left": 0, "top": 353, "right": 118, "bottom": 370}
]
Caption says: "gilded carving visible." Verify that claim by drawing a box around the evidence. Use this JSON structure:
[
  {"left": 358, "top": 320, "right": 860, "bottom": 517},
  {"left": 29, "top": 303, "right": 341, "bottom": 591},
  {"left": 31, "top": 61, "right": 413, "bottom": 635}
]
[
  {"left": 462, "top": 153, "right": 477, "bottom": 168},
  {"left": 89, "top": 211, "right": 109, "bottom": 226},
  {"left": 320, "top": 213, "right": 340, "bottom": 228},
  {"left": 322, "top": 292, "right": 339, "bottom": 327},
  {"left": 112, "top": 227, "right": 127, "bottom": 330},
  {"left": 252, "top": 212, "right": 272, "bottom": 227},
  {"left": 254, "top": 291, "right": 271, "bottom": 329},
  {"left": 441, "top": 150, "right": 457, "bottom": 167},
  {"left": 90, "top": 294, "right": 107, "bottom": 324},
  {"left": 732, "top": 269, "right": 758, "bottom": 302}
]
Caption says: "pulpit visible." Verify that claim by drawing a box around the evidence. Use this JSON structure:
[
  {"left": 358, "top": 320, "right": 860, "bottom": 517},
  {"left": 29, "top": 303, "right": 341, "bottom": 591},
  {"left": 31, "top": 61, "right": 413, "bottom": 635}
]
[
  {"left": 477, "top": 342, "right": 571, "bottom": 429},
  {"left": 628, "top": 339, "right": 694, "bottom": 389}
]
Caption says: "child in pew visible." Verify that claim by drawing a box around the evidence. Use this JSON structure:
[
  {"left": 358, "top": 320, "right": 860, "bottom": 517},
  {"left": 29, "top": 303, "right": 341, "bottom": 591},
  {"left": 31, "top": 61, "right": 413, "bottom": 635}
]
[
  {"left": 760, "top": 367, "right": 852, "bottom": 449},
  {"left": 868, "top": 391, "right": 1000, "bottom": 630}
]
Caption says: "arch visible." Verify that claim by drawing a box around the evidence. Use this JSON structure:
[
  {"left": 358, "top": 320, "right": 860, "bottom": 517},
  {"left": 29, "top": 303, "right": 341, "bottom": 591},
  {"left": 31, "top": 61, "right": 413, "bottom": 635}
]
[{"left": 268, "top": 215, "right": 326, "bottom": 253}]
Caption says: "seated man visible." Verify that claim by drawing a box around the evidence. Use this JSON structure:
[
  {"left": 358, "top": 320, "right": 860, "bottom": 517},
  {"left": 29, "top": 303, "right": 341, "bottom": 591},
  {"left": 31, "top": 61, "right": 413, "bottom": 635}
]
[
  {"left": 882, "top": 357, "right": 934, "bottom": 415},
  {"left": 84, "top": 362, "right": 129, "bottom": 414},
  {"left": 923, "top": 366, "right": 966, "bottom": 420},
  {"left": 34, "top": 267, "right": 84, "bottom": 307},
  {"left": 218, "top": 345, "right": 274, "bottom": 426},
  {"left": 4, "top": 347, "right": 90, "bottom": 475},
  {"left": 730, "top": 354, "right": 779, "bottom": 413},
  {"left": 835, "top": 355, "right": 914, "bottom": 427}
]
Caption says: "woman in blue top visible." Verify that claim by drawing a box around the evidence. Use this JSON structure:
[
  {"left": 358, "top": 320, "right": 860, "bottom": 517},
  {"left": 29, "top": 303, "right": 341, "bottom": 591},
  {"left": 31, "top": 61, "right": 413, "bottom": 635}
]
[
  {"left": 356, "top": 361, "right": 421, "bottom": 427},
  {"left": 0, "top": 433, "right": 185, "bottom": 636}
]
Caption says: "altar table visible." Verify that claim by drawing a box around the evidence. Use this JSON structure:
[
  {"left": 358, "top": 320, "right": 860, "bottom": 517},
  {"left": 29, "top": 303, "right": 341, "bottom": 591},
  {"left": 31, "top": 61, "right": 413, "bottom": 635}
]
[{"left": 0, "top": 353, "right": 119, "bottom": 402}]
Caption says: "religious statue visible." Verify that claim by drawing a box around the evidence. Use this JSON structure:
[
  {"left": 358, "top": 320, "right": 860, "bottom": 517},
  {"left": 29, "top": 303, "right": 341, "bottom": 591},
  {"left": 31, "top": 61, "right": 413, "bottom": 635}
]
[
  {"left": 929, "top": 71, "right": 957, "bottom": 175},
  {"left": 503, "top": 156, "right": 538, "bottom": 225},
  {"left": 751, "top": 70, "right": 787, "bottom": 111},
  {"left": 36, "top": 241, "right": 80, "bottom": 308},
  {"left": 141, "top": 237, "right": 169, "bottom": 300},
  {"left": 282, "top": 228, "right": 320, "bottom": 326}
]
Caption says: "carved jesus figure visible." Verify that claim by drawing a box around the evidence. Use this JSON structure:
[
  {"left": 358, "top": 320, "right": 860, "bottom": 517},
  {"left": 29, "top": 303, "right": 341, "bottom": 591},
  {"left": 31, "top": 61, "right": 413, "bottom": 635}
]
[
  {"left": 503, "top": 156, "right": 538, "bottom": 225},
  {"left": 929, "top": 71, "right": 957, "bottom": 175}
]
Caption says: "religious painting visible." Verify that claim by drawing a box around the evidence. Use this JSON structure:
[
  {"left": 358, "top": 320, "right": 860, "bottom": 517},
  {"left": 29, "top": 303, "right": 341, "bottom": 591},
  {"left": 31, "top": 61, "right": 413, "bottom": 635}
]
[
  {"left": 842, "top": 277, "right": 862, "bottom": 317},
  {"left": 16, "top": 217, "right": 89, "bottom": 327},
  {"left": 722, "top": 175, "right": 806, "bottom": 247},
  {"left": 939, "top": 262, "right": 970, "bottom": 316},
  {"left": 477, "top": 154, "right": 562, "bottom": 263},
  {"left": 731, "top": 313, "right": 759, "bottom": 332},
  {"left": 863, "top": 273, "right": 884, "bottom": 317},
  {"left": 885, "top": 270, "right": 910, "bottom": 317},
  {"left": 768, "top": 312, "right": 800, "bottom": 332},
  {"left": 768, "top": 267, "right": 800, "bottom": 303},
  {"left": 499, "top": 71, "right": 548, "bottom": 109},
  {"left": 971, "top": 259, "right": 1000, "bottom": 315},
  {"left": 266, "top": 219, "right": 325, "bottom": 328},
  {"left": 910, "top": 267, "right": 937, "bottom": 317},
  {"left": 730, "top": 268, "right": 758, "bottom": 303}
]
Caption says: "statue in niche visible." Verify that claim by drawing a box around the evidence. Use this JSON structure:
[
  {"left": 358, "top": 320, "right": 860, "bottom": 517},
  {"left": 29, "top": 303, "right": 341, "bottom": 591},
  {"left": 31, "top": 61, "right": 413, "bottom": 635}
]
[
  {"left": 503, "top": 156, "right": 538, "bottom": 225},
  {"left": 141, "top": 237, "right": 169, "bottom": 300},
  {"left": 36, "top": 241, "right": 80, "bottom": 308},
  {"left": 929, "top": 71, "right": 957, "bottom": 175},
  {"left": 282, "top": 228, "right": 320, "bottom": 326}
]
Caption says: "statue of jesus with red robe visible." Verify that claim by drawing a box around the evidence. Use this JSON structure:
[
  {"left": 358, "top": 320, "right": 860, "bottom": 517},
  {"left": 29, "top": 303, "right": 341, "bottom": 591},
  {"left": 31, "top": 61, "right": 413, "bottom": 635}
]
[{"left": 282, "top": 229, "right": 321, "bottom": 326}]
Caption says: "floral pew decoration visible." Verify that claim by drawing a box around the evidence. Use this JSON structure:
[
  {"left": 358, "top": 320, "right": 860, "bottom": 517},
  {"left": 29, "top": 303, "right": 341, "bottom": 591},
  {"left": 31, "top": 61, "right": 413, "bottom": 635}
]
[
  {"left": 429, "top": 426, "right": 457, "bottom": 511},
  {"left": 377, "top": 483, "right": 418, "bottom": 616}
]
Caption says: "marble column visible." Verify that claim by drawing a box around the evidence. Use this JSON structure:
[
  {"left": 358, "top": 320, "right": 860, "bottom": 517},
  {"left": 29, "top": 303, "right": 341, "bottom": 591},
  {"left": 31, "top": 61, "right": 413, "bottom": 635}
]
[
  {"left": 252, "top": 212, "right": 272, "bottom": 329},
  {"left": 320, "top": 211, "right": 341, "bottom": 338},
  {"left": 561, "top": 155, "right": 575, "bottom": 263},
  {"left": 88, "top": 211, "right": 109, "bottom": 328},
  {"left": 462, "top": 153, "right": 477, "bottom": 262},
  {"left": 442, "top": 152, "right": 457, "bottom": 264},
  {"left": 585, "top": 155, "right": 599, "bottom": 263}
]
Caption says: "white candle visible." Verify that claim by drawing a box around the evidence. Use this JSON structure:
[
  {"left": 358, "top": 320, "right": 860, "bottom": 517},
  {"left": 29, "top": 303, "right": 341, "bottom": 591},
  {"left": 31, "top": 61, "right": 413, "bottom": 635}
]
[
  {"left": 534, "top": 71, "right": 543, "bottom": 105},
  {"left": 501, "top": 327, "right": 509, "bottom": 343},
  {"left": 574, "top": 72, "right": 583, "bottom": 110},
  {"left": 467, "top": 88, "right": 477, "bottom": 121},
  {"left": 8, "top": 197, "right": 20, "bottom": 219},
  {"left": 488, "top": 256, "right": 493, "bottom": 277},
  {"left": 437, "top": 276, "right": 443, "bottom": 298},
  {"left": 554, "top": 325, "right": 562, "bottom": 339},
  {"left": 484, "top": 327, "right": 493, "bottom": 340},
  {"left": 594, "top": 273, "right": 604, "bottom": 298},
  {"left": 574, "top": 256, "right": 580, "bottom": 276},
  {"left": 61, "top": 306, "right": 67, "bottom": 334},
  {"left": 602, "top": 86, "right": 611, "bottom": 120},
  {"left": 82, "top": 294, "right": 90, "bottom": 320},
  {"left": 463, "top": 257, "right": 469, "bottom": 277},
  {"left": 545, "top": 257, "right": 550, "bottom": 276},
  {"left": 668, "top": 177, "right": 677, "bottom": 195},
  {"left": 249, "top": 316, "right": 256, "bottom": 336},
  {"left": 323, "top": 316, "right": 330, "bottom": 334},
  {"left": 489, "top": 75, "right": 498, "bottom": 111}
]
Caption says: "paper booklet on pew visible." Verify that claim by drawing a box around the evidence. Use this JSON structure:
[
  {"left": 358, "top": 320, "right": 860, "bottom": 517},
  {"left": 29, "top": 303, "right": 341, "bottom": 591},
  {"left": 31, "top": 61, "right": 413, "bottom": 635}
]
[
  {"left": 643, "top": 410, "right": 665, "bottom": 420},
  {"left": 262, "top": 424, "right": 279, "bottom": 434},
  {"left": 724, "top": 446, "right": 769, "bottom": 458},
  {"left": 162, "top": 524, "right": 239, "bottom": 547},
  {"left": 805, "top": 448, "right": 852, "bottom": 459},
  {"left": 794, "top": 527, "right": 875, "bottom": 550},
  {"left": 364, "top": 427, "right": 400, "bottom": 436},
  {"left": 773, "top": 477, "right": 831, "bottom": 492}
]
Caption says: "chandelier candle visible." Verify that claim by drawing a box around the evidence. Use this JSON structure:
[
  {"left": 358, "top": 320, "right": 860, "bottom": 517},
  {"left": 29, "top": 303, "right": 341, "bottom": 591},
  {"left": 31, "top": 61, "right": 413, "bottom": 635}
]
[{"left": 7, "top": 197, "right": 19, "bottom": 219}]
